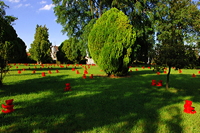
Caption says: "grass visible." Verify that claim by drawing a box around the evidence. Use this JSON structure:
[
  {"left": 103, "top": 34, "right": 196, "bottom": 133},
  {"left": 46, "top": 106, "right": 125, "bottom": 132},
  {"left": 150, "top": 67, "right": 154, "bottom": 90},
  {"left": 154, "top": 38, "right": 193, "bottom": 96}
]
[{"left": 0, "top": 63, "right": 200, "bottom": 133}]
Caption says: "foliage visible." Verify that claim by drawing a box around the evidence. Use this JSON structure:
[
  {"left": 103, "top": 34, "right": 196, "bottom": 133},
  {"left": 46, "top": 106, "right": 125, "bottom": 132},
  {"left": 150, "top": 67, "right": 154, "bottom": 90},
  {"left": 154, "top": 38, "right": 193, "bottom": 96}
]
[
  {"left": 52, "top": 0, "right": 158, "bottom": 63},
  {"left": 29, "top": 25, "right": 52, "bottom": 64},
  {"left": 59, "top": 38, "right": 85, "bottom": 63},
  {"left": 88, "top": 8, "right": 137, "bottom": 76},
  {"left": 52, "top": 0, "right": 112, "bottom": 38},
  {"left": 151, "top": 0, "right": 200, "bottom": 89},
  {"left": 79, "top": 18, "right": 96, "bottom": 57},
  {"left": 0, "top": 1, "right": 26, "bottom": 86}
]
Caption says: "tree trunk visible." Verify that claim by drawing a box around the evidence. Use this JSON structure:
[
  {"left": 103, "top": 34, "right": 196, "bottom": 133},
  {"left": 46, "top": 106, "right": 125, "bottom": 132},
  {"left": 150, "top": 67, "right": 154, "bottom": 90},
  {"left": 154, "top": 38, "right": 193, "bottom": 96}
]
[{"left": 166, "top": 66, "right": 171, "bottom": 89}]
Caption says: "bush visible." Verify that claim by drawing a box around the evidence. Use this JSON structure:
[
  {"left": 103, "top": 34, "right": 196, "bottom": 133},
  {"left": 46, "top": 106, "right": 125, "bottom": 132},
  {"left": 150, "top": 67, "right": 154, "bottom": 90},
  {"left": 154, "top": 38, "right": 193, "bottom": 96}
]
[{"left": 88, "top": 8, "right": 137, "bottom": 76}]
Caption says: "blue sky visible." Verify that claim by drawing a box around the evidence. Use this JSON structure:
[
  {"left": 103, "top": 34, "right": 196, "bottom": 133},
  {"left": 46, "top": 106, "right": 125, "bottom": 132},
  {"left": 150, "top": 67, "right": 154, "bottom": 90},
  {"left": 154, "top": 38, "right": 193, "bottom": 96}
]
[{"left": 4, "top": 0, "right": 68, "bottom": 51}]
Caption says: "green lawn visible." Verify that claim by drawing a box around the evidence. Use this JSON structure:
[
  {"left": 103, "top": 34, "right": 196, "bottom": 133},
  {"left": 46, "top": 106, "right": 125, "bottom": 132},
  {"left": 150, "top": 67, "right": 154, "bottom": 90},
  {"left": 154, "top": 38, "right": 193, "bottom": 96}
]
[{"left": 0, "top": 63, "right": 200, "bottom": 133}]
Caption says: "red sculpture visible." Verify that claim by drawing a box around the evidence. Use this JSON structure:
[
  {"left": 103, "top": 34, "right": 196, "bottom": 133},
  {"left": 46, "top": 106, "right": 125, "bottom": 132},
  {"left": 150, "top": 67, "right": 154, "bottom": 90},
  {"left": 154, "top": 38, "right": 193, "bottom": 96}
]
[
  {"left": 2, "top": 99, "right": 15, "bottom": 113},
  {"left": 192, "top": 74, "right": 196, "bottom": 77},
  {"left": 90, "top": 74, "right": 93, "bottom": 79},
  {"left": 48, "top": 70, "right": 52, "bottom": 74},
  {"left": 156, "top": 80, "right": 163, "bottom": 86},
  {"left": 18, "top": 70, "right": 21, "bottom": 74},
  {"left": 65, "top": 83, "right": 72, "bottom": 91},
  {"left": 184, "top": 100, "right": 196, "bottom": 114},
  {"left": 151, "top": 80, "right": 163, "bottom": 86},
  {"left": 82, "top": 74, "right": 86, "bottom": 79},
  {"left": 76, "top": 70, "right": 80, "bottom": 74},
  {"left": 41, "top": 72, "right": 46, "bottom": 77},
  {"left": 151, "top": 80, "right": 157, "bottom": 86},
  {"left": 84, "top": 70, "right": 88, "bottom": 74}
]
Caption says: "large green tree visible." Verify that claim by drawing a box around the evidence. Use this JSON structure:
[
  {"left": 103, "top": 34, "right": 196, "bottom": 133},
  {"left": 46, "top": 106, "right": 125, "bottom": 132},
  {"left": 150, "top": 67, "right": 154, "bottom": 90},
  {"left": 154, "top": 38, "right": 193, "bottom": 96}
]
[
  {"left": 152, "top": 0, "right": 200, "bottom": 89},
  {"left": 0, "top": 1, "right": 27, "bottom": 86},
  {"left": 59, "top": 37, "right": 85, "bottom": 63},
  {"left": 52, "top": 0, "right": 158, "bottom": 63},
  {"left": 29, "top": 25, "right": 52, "bottom": 64},
  {"left": 88, "top": 8, "right": 137, "bottom": 76}
]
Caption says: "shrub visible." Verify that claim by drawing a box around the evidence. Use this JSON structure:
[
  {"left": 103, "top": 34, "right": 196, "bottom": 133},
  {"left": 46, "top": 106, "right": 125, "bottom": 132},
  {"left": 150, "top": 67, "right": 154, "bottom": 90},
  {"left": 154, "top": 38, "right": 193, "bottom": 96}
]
[{"left": 88, "top": 8, "right": 137, "bottom": 76}]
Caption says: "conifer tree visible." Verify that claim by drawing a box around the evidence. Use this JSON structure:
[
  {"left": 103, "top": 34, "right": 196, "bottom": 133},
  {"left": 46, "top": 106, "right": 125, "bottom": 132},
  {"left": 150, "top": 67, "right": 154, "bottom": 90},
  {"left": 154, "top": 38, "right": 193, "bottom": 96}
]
[
  {"left": 88, "top": 8, "right": 137, "bottom": 76},
  {"left": 29, "top": 25, "right": 52, "bottom": 64}
]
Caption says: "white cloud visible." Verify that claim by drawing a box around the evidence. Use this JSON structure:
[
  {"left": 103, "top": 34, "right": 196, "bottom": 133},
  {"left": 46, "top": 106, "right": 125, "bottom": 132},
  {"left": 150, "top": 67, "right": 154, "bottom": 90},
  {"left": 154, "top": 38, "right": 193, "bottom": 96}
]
[
  {"left": 7, "top": 0, "right": 20, "bottom": 3},
  {"left": 24, "top": 4, "right": 30, "bottom": 7},
  {"left": 40, "top": 1, "right": 47, "bottom": 4},
  {"left": 15, "top": 3, "right": 23, "bottom": 8},
  {"left": 39, "top": 4, "right": 55, "bottom": 11}
]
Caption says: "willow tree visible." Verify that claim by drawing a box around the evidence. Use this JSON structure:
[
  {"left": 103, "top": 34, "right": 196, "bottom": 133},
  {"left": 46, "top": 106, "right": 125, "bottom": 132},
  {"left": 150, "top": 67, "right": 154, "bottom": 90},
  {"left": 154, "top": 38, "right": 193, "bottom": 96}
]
[{"left": 88, "top": 8, "right": 137, "bottom": 76}]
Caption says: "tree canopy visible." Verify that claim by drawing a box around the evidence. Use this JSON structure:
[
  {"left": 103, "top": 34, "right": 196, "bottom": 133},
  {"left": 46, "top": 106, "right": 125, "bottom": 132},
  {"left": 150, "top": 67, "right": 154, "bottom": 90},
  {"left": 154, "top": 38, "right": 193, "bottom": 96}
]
[
  {"left": 0, "top": 1, "right": 27, "bottom": 86},
  {"left": 151, "top": 0, "right": 200, "bottom": 89},
  {"left": 59, "top": 37, "right": 85, "bottom": 64},
  {"left": 29, "top": 25, "right": 52, "bottom": 64}
]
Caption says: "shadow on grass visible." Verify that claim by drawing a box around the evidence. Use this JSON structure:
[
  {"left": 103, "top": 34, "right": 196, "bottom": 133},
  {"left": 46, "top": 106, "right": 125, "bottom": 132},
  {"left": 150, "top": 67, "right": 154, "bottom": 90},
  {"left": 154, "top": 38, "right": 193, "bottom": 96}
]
[{"left": 1, "top": 71, "right": 199, "bottom": 132}]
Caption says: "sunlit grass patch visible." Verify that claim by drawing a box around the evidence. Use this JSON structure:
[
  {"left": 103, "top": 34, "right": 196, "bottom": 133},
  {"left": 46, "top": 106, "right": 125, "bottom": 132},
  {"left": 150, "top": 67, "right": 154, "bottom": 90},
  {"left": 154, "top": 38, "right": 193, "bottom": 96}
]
[{"left": 1, "top": 63, "right": 200, "bottom": 132}]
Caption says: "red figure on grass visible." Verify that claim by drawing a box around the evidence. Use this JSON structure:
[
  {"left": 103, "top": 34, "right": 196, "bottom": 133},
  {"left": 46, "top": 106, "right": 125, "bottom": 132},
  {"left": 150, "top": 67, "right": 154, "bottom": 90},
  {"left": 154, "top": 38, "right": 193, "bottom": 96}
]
[
  {"left": 56, "top": 70, "right": 59, "bottom": 73},
  {"left": 90, "top": 74, "right": 93, "bottom": 79},
  {"left": 156, "top": 80, "right": 163, "bottom": 86},
  {"left": 32, "top": 70, "right": 36, "bottom": 74},
  {"left": 151, "top": 80, "right": 162, "bottom": 86},
  {"left": 2, "top": 99, "right": 15, "bottom": 113},
  {"left": 192, "top": 74, "right": 196, "bottom": 77},
  {"left": 41, "top": 72, "right": 46, "bottom": 77},
  {"left": 72, "top": 68, "right": 75, "bottom": 71},
  {"left": 84, "top": 70, "right": 88, "bottom": 74},
  {"left": 151, "top": 80, "right": 157, "bottom": 86},
  {"left": 164, "top": 71, "right": 167, "bottom": 74},
  {"left": 48, "top": 70, "right": 52, "bottom": 74},
  {"left": 65, "top": 83, "right": 72, "bottom": 91},
  {"left": 18, "top": 70, "right": 21, "bottom": 74},
  {"left": 76, "top": 70, "right": 80, "bottom": 74},
  {"left": 157, "top": 72, "right": 160, "bottom": 75},
  {"left": 179, "top": 69, "right": 182, "bottom": 73},
  {"left": 184, "top": 100, "right": 196, "bottom": 114},
  {"left": 82, "top": 74, "right": 86, "bottom": 79}
]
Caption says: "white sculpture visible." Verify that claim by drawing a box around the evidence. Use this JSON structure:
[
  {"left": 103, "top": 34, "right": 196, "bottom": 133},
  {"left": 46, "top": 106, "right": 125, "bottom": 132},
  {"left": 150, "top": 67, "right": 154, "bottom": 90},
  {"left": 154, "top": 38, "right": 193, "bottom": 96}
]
[
  {"left": 85, "top": 49, "right": 95, "bottom": 64},
  {"left": 85, "top": 56, "right": 95, "bottom": 64},
  {"left": 50, "top": 46, "right": 59, "bottom": 60}
]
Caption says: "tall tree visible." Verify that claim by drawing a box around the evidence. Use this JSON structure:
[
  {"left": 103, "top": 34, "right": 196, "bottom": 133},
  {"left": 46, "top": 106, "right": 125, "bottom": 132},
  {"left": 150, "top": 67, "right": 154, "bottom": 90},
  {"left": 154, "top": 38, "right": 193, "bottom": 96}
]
[
  {"left": 29, "top": 25, "right": 52, "bottom": 64},
  {"left": 111, "top": 0, "right": 158, "bottom": 64},
  {"left": 153, "top": 0, "right": 200, "bottom": 89},
  {"left": 52, "top": 0, "right": 113, "bottom": 38},
  {"left": 52, "top": 0, "right": 158, "bottom": 63},
  {"left": 0, "top": 1, "right": 26, "bottom": 86},
  {"left": 59, "top": 37, "right": 85, "bottom": 63},
  {"left": 88, "top": 8, "right": 137, "bottom": 76}
]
